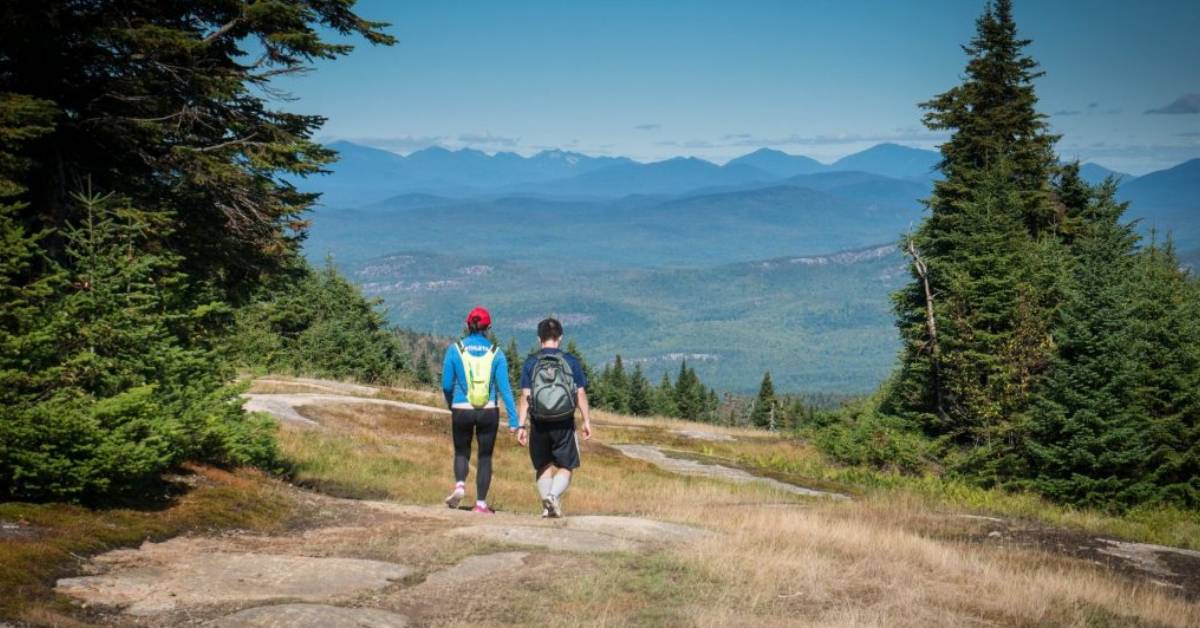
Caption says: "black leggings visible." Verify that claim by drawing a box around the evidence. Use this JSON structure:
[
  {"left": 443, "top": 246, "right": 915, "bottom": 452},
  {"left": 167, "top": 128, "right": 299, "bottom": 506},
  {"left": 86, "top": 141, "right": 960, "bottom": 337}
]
[{"left": 451, "top": 408, "right": 500, "bottom": 501}]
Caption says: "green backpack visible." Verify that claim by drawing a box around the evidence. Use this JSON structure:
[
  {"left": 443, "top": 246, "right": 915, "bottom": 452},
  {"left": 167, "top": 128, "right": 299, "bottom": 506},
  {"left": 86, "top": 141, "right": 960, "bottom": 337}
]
[{"left": 456, "top": 341, "right": 498, "bottom": 408}]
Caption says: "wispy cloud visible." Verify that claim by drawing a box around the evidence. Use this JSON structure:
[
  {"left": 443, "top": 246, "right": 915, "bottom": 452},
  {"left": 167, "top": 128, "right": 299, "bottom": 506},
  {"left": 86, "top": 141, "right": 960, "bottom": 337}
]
[
  {"left": 1146, "top": 93, "right": 1200, "bottom": 115},
  {"left": 346, "top": 135, "right": 446, "bottom": 152},
  {"left": 457, "top": 132, "right": 519, "bottom": 147},
  {"left": 1054, "top": 110, "right": 1082, "bottom": 116},
  {"left": 662, "top": 129, "right": 947, "bottom": 149},
  {"left": 1179, "top": 131, "right": 1200, "bottom": 138},
  {"left": 634, "top": 123, "right": 661, "bottom": 131}
]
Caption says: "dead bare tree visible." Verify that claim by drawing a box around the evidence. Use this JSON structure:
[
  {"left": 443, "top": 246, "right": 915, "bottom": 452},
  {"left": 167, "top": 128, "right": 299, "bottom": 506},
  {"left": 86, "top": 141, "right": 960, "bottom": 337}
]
[{"left": 906, "top": 239, "right": 947, "bottom": 420}]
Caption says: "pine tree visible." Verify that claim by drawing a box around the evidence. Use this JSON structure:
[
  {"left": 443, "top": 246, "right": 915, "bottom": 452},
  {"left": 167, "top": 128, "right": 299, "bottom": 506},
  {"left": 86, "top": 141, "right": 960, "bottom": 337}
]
[
  {"left": 674, "top": 361, "right": 705, "bottom": 421},
  {"left": 652, "top": 372, "right": 679, "bottom": 417},
  {"left": 0, "top": 3, "right": 395, "bottom": 301},
  {"left": 1021, "top": 187, "right": 1148, "bottom": 509},
  {"left": 750, "top": 372, "right": 778, "bottom": 429},
  {"left": 504, "top": 338, "right": 522, "bottom": 389},
  {"left": 592, "top": 363, "right": 612, "bottom": 409},
  {"left": 920, "top": 0, "right": 1059, "bottom": 237},
  {"left": 628, "top": 364, "right": 652, "bottom": 416},
  {"left": 4, "top": 191, "right": 276, "bottom": 500},
  {"left": 891, "top": 0, "right": 1059, "bottom": 445},
  {"left": 893, "top": 163, "right": 1043, "bottom": 447},
  {"left": 607, "top": 355, "right": 631, "bottom": 414},
  {"left": 1127, "top": 236, "right": 1200, "bottom": 506}
]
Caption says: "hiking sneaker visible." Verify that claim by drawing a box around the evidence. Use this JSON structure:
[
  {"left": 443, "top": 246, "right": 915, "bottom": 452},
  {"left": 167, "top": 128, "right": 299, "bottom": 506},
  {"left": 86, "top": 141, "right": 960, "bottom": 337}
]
[
  {"left": 541, "top": 507, "right": 550, "bottom": 518},
  {"left": 545, "top": 495, "right": 563, "bottom": 519},
  {"left": 472, "top": 504, "right": 495, "bottom": 514},
  {"left": 444, "top": 485, "right": 465, "bottom": 509}
]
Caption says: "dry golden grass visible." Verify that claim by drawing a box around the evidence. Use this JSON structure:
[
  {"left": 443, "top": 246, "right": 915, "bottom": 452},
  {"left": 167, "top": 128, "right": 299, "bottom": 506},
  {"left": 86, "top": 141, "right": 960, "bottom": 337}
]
[
  {"left": 0, "top": 466, "right": 297, "bottom": 623},
  {"left": 277, "top": 396, "right": 1200, "bottom": 627}
]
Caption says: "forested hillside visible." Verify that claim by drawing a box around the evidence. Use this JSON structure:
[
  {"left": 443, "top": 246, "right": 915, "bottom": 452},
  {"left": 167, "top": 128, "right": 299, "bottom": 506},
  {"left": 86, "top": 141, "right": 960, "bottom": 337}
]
[{"left": 342, "top": 244, "right": 904, "bottom": 393}]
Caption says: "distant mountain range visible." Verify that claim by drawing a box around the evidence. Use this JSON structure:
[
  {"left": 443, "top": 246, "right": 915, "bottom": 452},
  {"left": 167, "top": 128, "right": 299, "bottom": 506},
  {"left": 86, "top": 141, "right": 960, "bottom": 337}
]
[
  {"left": 303, "top": 140, "right": 1196, "bottom": 252},
  {"left": 303, "top": 141, "right": 1198, "bottom": 392}
]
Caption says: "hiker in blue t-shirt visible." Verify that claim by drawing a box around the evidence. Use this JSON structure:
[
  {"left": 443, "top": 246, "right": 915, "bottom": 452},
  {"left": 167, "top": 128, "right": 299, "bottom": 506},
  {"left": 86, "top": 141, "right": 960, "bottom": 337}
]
[
  {"left": 515, "top": 317, "right": 592, "bottom": 518},
  {"left": 440, "top": 307, "right": 518, "bottom": 514}
]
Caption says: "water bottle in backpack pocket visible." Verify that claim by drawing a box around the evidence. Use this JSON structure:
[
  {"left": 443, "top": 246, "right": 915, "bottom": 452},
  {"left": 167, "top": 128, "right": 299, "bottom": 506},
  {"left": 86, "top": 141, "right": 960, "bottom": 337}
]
[{"left": 530, "top": 353, "right": 577, "bottom": 420}]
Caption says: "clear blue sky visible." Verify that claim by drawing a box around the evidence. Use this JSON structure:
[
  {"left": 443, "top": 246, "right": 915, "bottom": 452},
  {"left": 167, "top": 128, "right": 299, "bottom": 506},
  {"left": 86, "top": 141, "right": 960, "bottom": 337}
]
[{"left": 276, "top": 0, "right": 1200, "bottom": 174}]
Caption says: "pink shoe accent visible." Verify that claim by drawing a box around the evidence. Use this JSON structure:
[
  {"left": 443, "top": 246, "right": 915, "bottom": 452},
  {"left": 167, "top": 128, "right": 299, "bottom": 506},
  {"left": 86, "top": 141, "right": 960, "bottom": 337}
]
[{"left": 472, "top": 504, "right": 495, "bottom": 514}]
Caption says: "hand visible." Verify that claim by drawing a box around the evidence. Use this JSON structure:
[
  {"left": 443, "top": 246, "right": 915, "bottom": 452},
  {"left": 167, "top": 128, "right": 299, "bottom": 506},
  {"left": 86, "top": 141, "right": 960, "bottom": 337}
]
[
  {"left": 517, "top": 427, "right": 529, "bottom": 447},
  {"left": 581, "top": 421, "right": 593, "bottom": 441}
]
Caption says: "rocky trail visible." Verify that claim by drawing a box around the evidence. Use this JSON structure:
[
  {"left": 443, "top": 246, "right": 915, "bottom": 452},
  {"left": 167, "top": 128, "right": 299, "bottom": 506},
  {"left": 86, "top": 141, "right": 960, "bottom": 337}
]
[
  {"left": 47, "top": 378, "right": 1200, "bottom": 625},
  {"left": 55, "top": 492, "right": 709, "bottom": 626}
]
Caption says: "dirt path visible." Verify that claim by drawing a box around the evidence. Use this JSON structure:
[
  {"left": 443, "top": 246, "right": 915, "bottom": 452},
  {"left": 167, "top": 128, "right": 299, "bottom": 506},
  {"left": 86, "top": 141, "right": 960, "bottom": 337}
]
[
  {"left": 242, "top": 392, "right": 448, "bottom": 426},
  {"left": 612, "top": 443, "right": 850, "bottom": 500}
]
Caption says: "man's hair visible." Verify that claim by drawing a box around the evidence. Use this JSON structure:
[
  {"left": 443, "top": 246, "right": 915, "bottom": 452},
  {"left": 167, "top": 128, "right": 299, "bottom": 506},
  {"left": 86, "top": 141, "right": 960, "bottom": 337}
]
[
  {"left": 537, "top": 317, "right": 563, "bottom": 341},
  {"left": 467, "top": 319, "right": 489, "bottom": 333}
]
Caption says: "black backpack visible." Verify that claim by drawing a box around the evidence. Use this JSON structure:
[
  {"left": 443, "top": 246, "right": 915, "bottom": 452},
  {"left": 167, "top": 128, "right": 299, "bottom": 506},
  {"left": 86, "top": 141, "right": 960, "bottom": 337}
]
[{"left": 530, "top": 353, "right": 577, "bottom": 421}]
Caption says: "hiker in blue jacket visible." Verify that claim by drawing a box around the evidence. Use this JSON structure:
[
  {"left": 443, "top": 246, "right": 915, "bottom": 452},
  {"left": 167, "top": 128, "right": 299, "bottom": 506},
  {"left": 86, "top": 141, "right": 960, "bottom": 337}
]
[{"left": 441, "top": 307, "right": 518, "bottom": 514}]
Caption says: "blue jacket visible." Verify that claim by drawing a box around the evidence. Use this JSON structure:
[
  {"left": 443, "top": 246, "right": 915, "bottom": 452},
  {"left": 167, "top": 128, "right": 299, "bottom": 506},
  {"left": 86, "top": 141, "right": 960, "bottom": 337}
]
[{"left": 441, "top": 333, "right": 519, "bottom": 427}]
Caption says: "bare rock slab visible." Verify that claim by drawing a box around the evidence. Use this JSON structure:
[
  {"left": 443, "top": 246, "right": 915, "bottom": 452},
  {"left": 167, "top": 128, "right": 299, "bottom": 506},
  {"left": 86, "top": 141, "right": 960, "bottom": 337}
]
[
  {"left": 56, "top": 541, "right": 413, "bottom": 615},
  {"left": 208, "top": 604, "right": 408, "bottom": 627},
  {"left": 445, "top": 517, "right": 709, "bottom": 554},
  {"left": 420, "top": 552, "right": 528, "bottom": 588},
  {"left": 447, "top": 523, "right": 639, "bottom": 553},
  {"left": 613, "top": 443, "right": 849, "bottom": 500}
]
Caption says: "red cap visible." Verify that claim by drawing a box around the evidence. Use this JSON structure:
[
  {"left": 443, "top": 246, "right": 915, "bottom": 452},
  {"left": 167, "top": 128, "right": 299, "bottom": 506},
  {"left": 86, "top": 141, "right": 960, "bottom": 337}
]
[{"left": 466, "top": 307, "right": 491, "bottom": 328}]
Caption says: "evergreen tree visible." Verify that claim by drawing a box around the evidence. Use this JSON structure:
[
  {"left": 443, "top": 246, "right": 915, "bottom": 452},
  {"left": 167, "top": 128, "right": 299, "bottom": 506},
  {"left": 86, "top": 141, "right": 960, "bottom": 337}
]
[
  {"left": 891, "top": 0, "right": 1058, "bottom": 446},
  {"left": 674, "top": 361, "right": 704, "bottom": 421},
  {"left": 3, "top": 191, "right": 275, "bottom": 500},
  {"left": 504, "top": 338, "right": 522, "bottom": 388},
  {"left": 1127, "top": 237, "right": 1200, "bottom": 506},
  {"left": 607, "top": 355, "right": 631, "bottom": 414},
  {"left": 0, "top": 2, "right": 394, "bottom": 301},
  {"left": 652, "top": 372, "right": 679, "bottom": 417},
  {"left": 628, "top": 364, "right": 652, "bottom": 416},
  {"left": 593, "top": 363, "right": 613, "bottom": 409},
  {"left": 919, "top": 0, "right": 1059, "bottom": 237},
  {"left": 228, "top": 260, "right": 407, "bottom": 383},
  {"left": 750, "top": 372, "right": 778, "bottom": 429},
  {"left": 1021, "top": 187, "right": 1148, "bottom": 508},
  {"left": 893, "top": 163, "right": 1043, "bottom": 447}
]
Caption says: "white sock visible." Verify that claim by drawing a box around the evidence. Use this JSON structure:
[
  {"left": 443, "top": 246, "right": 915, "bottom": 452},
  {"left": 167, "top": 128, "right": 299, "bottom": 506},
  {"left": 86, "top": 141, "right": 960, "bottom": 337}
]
[
  {"left": 550, "top": 473, "right": 570, "bottom": 498},
  {"left": 476, "top": 500, "right": 488, "bottom": 509},
  {"left": 454, "top": 481, "right": 465, "bottom": 493},
  {"left": 536, "top": 476, "right": 553, "bottom": 499}
]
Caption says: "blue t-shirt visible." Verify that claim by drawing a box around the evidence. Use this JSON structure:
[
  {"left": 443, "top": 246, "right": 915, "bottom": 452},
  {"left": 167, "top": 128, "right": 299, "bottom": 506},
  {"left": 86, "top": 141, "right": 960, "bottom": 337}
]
[{"left": 520, "top": 348, "right": 588, "bottom": 391}]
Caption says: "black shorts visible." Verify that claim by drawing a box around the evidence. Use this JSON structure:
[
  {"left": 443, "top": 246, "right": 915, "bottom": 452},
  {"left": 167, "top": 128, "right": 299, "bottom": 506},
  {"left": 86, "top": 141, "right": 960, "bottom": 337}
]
[{"left": 529, "top": 419, "right": 580, "bottom": 471}]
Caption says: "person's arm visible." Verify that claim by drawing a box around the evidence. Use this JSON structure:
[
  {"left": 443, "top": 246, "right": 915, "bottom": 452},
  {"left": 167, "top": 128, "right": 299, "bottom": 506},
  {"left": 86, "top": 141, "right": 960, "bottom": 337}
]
[
  {"left": 441, "top": 346, "right": 456, "bottom": 408},
  {"left": 577, "top": 387, "right": 592, "bottom": 440},
  {"left": 517, "top": 389, "right": 531, "bottom": 446},
  {"left": 493, "top": 351, "right": 519, "bottom": 429}
]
